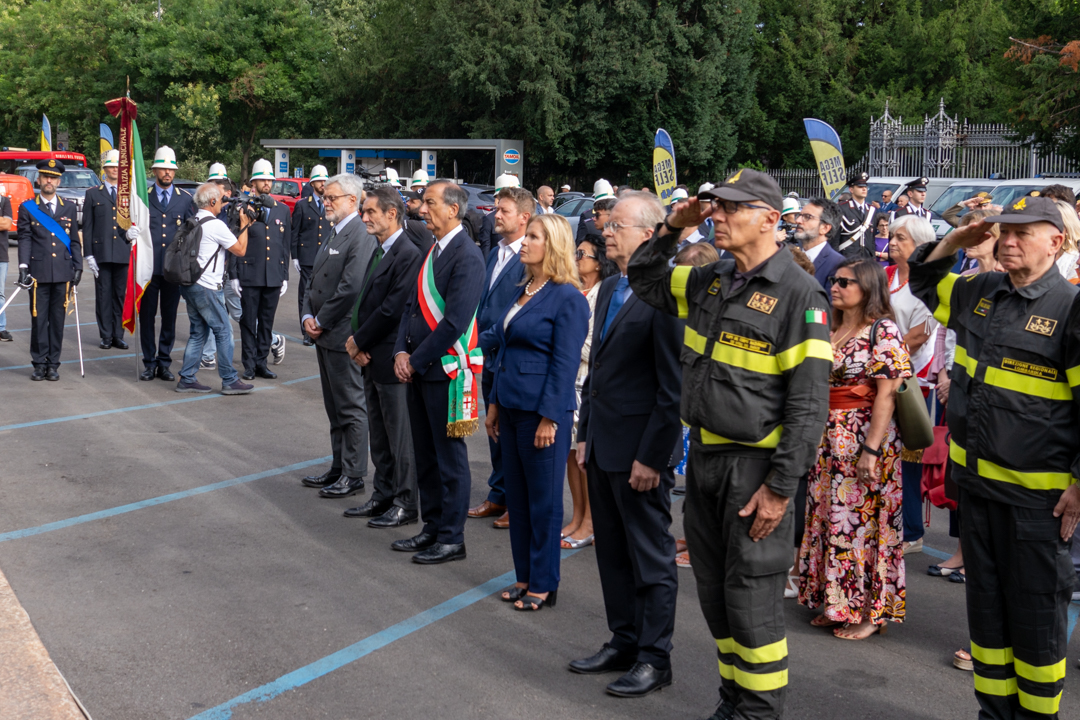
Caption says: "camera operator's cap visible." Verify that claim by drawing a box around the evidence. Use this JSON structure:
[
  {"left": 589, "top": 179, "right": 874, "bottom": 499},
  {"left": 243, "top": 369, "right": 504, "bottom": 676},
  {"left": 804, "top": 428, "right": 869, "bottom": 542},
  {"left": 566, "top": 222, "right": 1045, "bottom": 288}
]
[
  {"left": 560, "top": 183, "right": 570, "bottom": 191},
  {"left": 593, "top": 178, "right": 615, "bottom": 200},
  {"left": 151, "top": 146, "right": 178, "bottom": 169},
  {"left": 984, "top": 195, "right": 1064, "bottom": 232},
  {"left": 309, "top": 164, "right": 329, "bottom": 182},
  {"left": 410, "top": 170, "right": 429, "bottom": 188},
  {"left": 699, "top": 168, "right": 783, "bottom": 212},
  {"left": 781, "top": 197, "right": 801, "bottom": 218},
  {"left": 849, "top": 171, "right": 870, "bottom": 187},
  {"left": 208, "top": 162, "right": 228, "bottom": 180},
  {"left": 495, "top": 173, "right": 521, "bottom": 191},
  {"left": 36, "top": 158, "right": 65, "bottom": 177},
  {"left": 697, "top": 182, "right": 715, "bottom": 196},
  {"left": 102, "top": 150, "right": 120, "bottom": 168},
  {"left": 250, "top": 158, "right": 275, "bottom": 180},
  {"left": 906, "top": 176, "right": 929, "bottom": 191}
]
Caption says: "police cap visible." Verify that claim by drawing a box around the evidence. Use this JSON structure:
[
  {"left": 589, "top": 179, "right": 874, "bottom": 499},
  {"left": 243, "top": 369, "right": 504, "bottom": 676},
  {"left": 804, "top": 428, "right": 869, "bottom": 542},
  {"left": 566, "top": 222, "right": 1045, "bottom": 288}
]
[
  {"left": 37, "top": 158, "right": 65, "bottom": 177},
  {"left": 985, "top": 195, "right": 1064, "bottom": 232},
  {"left": 906, "top": 177, "right": 929, "bottom": 191},
  {"left": 849, "top": 171, "right": 870, "bottom": 187},
  {"left": 699, "top": 168, "right": 783, "bottom": 212}
]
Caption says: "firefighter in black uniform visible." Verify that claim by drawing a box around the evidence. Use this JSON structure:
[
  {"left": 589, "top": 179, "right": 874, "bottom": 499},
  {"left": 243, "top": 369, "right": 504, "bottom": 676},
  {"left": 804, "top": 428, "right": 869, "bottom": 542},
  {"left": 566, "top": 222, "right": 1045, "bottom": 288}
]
[
  {"left": 628, "top": 169, "right": 831, "bottom": 720},
  {"left": 290, "top": 164, "right": 330, "bottom": 345},
  {"left": 82, "top": 149, "right": 130, "bottom": 350},
  {"left": 835, "top": 170, "right": 876, "bottom": 260},
  {"left": 16, "top": 159, "right": 82, "bottom": 381},
  {"left": 909, "top": 194, "right": 1080, "bottom": 720}
]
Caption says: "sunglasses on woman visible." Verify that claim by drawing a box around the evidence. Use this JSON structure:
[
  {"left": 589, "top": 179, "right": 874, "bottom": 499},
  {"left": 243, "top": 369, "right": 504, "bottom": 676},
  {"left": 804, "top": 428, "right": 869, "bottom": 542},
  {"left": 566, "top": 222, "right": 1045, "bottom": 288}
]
[
  {"left": 828, "top": 276, "right": 860, "bottom": 289},
  {"left": 575, "top": 250, "right": 596, "bottom": 260}
]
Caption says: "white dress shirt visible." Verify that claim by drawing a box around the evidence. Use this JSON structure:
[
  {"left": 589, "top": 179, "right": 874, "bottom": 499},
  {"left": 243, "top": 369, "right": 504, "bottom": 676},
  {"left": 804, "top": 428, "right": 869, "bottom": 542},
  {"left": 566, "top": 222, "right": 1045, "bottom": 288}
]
[
  {"left": 490, "top": 235, "right": 523, "bottom": 288},
  {"left": 803, "top": 240, "right": 826, "bottom": 264}
]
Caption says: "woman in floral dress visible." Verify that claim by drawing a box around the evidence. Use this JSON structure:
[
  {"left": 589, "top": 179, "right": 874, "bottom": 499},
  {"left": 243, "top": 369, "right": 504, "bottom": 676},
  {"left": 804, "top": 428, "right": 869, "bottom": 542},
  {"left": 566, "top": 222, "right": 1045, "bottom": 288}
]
[{"left": 798, "top": 258, "right": 911, "bottom": 640}]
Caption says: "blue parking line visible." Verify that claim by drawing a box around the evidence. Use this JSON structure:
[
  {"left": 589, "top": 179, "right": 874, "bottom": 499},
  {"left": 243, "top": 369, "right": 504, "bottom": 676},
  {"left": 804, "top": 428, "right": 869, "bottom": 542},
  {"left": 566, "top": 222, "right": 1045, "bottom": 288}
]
[
  {"left": 0, "top": 352, "right": 137, "bottom": 371},
  {"left": 8, "top": 321, "right": 95, "bottom": 333},
  {"left": 921, "top": 545, "right": 950, "bottom": 561},
  {"left": 282, "top": 375, "right": 319, "bottom": 385},
  {"left": 0, "top": 456, "right": 333, "bottom": 544}
]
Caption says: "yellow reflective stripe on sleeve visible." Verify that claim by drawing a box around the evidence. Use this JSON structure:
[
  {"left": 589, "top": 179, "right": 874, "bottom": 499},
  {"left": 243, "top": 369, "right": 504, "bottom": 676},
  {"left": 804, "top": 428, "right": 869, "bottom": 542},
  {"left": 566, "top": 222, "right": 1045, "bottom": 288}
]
[
  {"left": 983, "top": 366, "right": 1073, "bottom": 401},
  {"left": 684, "top": 325, "right": 708, "bottom": 355},
  {"left": 933, "top": 273, "right": 960, "bottom": 325},
  {"left": 717, "top": 660, "right": 789, "bottom": 692},
  {"left": 1015, "top": 657, "right": 1066, "bottom": 684},
  {"left": 715, "top": 637, "right": 788, "bottom": 665},
  {"left": 670, "top": 265, "right": 692, "bottom": 319},
  {"left": 949, "top": 440, "right": 966, "bottom": 467},
  {"left": 711, "top": 341, "right": 781, "bottom": 375},
  {"left": 701, "top": 425, "right": 783, "bottom": 449},
  {"left": 970, "top": 642, "right": 1014, "bottom": 666},
  {"left": 976, "top": 459, "right": 1073, "bottom": 492},
  {"left": 776, "top": 338, "right": 832, "bottom": 372},
  {"left": 954, "top": 346, "right": 977, "bottom": 378},
  {"left": 974, "top": 674, "right": 1018, "bottom": 697},
  {"left": 1018, "top": 689, "right": 1062, "bottom": 715},
  {"left": 1068, "top": 365, "right": 1080, "bottom": 388}
]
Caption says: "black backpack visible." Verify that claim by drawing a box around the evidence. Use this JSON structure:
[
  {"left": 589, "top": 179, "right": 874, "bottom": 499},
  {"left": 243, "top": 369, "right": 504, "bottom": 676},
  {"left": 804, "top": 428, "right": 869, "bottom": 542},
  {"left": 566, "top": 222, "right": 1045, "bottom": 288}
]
[{"left": 163, "top": 216, "right": 219, "bottom": 286}]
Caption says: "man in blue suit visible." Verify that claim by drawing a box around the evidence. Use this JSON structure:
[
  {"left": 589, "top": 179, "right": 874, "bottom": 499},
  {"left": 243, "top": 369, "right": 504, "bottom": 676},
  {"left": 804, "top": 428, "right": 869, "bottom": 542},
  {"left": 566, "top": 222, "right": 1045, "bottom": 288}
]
[
  {"left": 468, "top": 186, "right": 533, "bottom": 527},
  {"left": 794, "top": 198, "right": 845, "bottom": 292},
  {"left": 392, "top": 181, "right": 486, "bottom": 564}
]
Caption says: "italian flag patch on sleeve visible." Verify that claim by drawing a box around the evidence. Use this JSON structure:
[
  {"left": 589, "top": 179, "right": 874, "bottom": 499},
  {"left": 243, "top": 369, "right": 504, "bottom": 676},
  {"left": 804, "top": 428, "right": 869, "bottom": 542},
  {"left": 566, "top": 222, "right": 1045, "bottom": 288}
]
[{"left": 805, "top": 308, "right": 828, "bottom": 325}]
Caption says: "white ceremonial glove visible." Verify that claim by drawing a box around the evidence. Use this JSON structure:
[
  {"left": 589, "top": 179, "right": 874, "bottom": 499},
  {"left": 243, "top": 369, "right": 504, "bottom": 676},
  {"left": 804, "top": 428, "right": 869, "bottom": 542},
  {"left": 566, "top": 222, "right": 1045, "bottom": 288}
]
[
  {"left": 292, "top": 259, "right": 300, "bottom": 274},
  {"left": 86, "top": 256, "right": 100, "bottom": 279},
  {"left": 126, "top": 225, "right": 140, "bottom": 242},
  {"left": 280, "top": 280, "right": 288, "bottom": 297},
  {"left": 231, "top": 279, "right": 242, "bottom": 297}
]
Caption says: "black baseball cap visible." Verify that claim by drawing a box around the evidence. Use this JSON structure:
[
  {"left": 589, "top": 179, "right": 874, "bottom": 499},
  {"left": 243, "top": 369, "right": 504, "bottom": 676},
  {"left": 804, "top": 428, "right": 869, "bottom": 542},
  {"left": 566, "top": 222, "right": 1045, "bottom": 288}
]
[
  {"left": 849, "top": 171, "right": 870, "bottom": 187},
  {"left": 985, "top": 194, "right": 1064, "bottom": 232},
  {"left": 36, "top": 159, "right": 65, "bottom": 177},
  {"left": 699, "top": 168, "right": 783, "bottom": 212},
  {"left": 402, "top": 190, "right": 422, "bottom": 200}
]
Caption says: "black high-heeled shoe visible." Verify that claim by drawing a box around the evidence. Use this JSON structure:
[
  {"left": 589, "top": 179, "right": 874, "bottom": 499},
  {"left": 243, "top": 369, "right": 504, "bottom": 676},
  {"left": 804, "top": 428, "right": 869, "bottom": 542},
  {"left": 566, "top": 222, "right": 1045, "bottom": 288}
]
[
  {"left": 500, "top": 585, "right": 528, "bottom": 602},
  {"left": 514, "top": 589, "right": 557, "bottom": 611}
]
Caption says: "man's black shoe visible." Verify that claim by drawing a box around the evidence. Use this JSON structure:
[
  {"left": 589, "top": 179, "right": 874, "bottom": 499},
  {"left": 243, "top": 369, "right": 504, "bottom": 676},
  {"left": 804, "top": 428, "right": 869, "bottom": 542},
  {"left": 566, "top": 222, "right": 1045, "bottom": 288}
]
[
  {"left": 704, "top": 700, "right": 736, "bottom": 720},
  {"left": 368, "top": 506, "right": 419, "bottom": 528},
  {"left": 0, "top": 330, "right": 12, "bottom": 341},
  {"left": 156, "top": 366, "right": 175, "bottom": 382},
  {"left": 391, "top": 532, "right": 437, "bottom": 552},
  {"left": 31, "top": 368, "right": 46, "bottom": 381},
  {"left": 302, "top": 335, "right": 315, "bottom": 347},
  {"left": 99, "top": 339, "right": 113, "bottom": 349},
  {"left": 301, "top": 470, "right": 341, "bottom": 488},
  {"left": 568, "top": 645, "right": 637, "bottom": 675},
  {"left": 318, "top": 476, "right": 365, "bottom": 498},
  {"left": 241, "top": 369, "right": 256, "bottom": 380},
  {"left": 45, "top": 368, "right": 59, "bottom": 381},
  {"left": 112, "top": 338, "right": 129, "bottom": 350},
  {"left": 140, "top": 368, "right": 156, "bottom": 381},
  {"left": 412, "top": 542, "right": 466, "bottom": 564},
  {"left": 254, "top": 366, "right": 277, "bottom": 379},
  {"left": 605, "top": 663, "right": 672, "bottom": 698},
  {"left": 344, "top": 498, "right": 392, "bottom": 518}
]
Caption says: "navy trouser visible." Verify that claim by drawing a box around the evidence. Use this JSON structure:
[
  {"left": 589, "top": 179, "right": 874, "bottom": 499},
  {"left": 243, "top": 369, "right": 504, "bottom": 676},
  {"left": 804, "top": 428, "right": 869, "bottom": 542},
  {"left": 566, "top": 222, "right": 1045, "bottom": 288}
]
[{"left": 139, "top": 274, "right": 181, "bottom": 369}]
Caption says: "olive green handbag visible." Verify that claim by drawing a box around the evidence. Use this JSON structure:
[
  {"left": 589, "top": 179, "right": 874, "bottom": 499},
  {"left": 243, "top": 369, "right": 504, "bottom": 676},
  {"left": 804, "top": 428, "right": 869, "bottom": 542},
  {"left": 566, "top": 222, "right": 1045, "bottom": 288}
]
[{"left": 870, "top": 319, "right": 935, "bottom": 451}]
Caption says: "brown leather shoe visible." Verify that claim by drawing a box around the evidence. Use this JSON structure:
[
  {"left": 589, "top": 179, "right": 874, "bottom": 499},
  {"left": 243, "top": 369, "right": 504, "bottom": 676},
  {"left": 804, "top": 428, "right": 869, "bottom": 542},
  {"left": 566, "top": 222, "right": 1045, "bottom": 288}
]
[
  {"left": 493, "top": 511, "right": 510, "bottom": 529},
  {"left": 468, "top": 500, "right": 506, "bottom": 518}
]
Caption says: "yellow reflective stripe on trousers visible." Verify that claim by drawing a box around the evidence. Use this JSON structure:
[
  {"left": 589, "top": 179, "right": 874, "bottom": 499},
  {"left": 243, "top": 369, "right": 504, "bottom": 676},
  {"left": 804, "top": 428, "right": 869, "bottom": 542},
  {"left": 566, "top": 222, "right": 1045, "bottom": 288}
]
[
  {"left": 976, "top": 459, "right": 1073, "bottom": 492},
  {"left": 776, "top": 339, "right": 832, "bottom": 371},
  {"left": 974, "top": 674, "right": 1018, "bottom": 697},
  {"left": 715, "top": 637, "right": 788, "bottom": 665},
  {"left": 1018, "top": 689, "right": 1062, "bottom": 715},
  {"left": 717, "top": 660, "right": 788, "bottom": 692},
  {"left": 700, "top": 424, "right": 783, "bottom": 449},
  {"left": 983, "top": 366, "right": 1072, "bottom": 401},
  {"left": 933, "top": 273, "right": 960, "bottom": 325},
  {"left": 1068, "top": 365, "right": 1080, "bottom": 388},
  {"left": 671, "top": 265, "right": 691, "bottom": 319},
  {"left": 684, "top": 325, "right": 708, "bottom": 355},
  {"left": 954, "top": 346, "right": 977, "bottom": 378},
  {"left": 950, "top": 440, "right": 966, "bottom": 467},
  {"left": 971, "top": 642, "right": 1014, "bottom": 666},
  {"left": 711, "top": 341, "right": 781, "bottom": 375},
  {"left": 1015, "top": 657, "right": 1067, "bottom": 684}
]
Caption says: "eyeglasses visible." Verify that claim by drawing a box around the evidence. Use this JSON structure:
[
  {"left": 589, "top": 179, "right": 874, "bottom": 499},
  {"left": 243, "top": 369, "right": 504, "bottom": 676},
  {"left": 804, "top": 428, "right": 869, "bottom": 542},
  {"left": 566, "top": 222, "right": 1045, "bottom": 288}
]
[
  {"left": 702, "top": 199, "right": 773, "bottom": 214},
  {"left": 827, "top": 276, "right": 860, "bottom": 289},
  {"left": 603, "top": 221, "right": 650, "bottom": 232},
  {"left": 323, "top": 193, "right": 354, "bottom": 205},
  {"left": 575, "top": 250, "right": 596, "bottom": 260},
  {"left": 791, "top": 212, "right": 819, "bottom": 222}
]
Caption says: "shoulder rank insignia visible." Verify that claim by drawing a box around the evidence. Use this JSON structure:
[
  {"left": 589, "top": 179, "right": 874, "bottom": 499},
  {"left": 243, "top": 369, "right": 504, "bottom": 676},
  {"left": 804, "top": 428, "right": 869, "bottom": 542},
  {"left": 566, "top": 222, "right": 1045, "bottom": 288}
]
[
  {"left": 974, "top": 298, "right": 991, "bottom": 316},
  {"left": 707, "top": 278, "right": 722, "bottom": 295},
  {"left": 748, "top": 292, "right": 778, "bottom": 314},
  {"left": 1025, "top": 315, "right": 1057, "bottom": 336}
]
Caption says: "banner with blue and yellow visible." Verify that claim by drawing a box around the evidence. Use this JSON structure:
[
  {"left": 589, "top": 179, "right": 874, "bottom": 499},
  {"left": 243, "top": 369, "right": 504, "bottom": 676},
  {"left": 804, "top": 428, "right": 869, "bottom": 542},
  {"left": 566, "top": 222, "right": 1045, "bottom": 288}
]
[
  {"left": 40, "top": 114, "right": 51, "bottom": 152},
  {"left": 803, "top": 119, "right": 846, "bottom": 201},
  {"left": 652, "top": 128, "right": 678, "bottom": 205}
]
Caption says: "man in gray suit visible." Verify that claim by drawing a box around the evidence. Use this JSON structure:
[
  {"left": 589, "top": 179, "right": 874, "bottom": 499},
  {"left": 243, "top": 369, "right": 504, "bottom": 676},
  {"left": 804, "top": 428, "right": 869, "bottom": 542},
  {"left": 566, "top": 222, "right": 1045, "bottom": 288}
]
[{"left": 299, "top": 174, "right": 377, "bottom": 498}]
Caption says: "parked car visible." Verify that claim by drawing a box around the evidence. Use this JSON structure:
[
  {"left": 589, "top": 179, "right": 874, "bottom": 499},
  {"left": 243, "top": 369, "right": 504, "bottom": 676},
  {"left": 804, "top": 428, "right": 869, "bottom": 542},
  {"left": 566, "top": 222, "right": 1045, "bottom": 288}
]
[
  {"left": 0, "top": 173, "right": 35, "bottom": 246},
  {"left": 843, "top": 176, "right": 965, "bottom": 209},
  {"left": 15, "top": 164, "right": 100, "bottom": 224},
  {"left": 553, "top": 191, "right": 585, "bottom": 209},
  {"left": 0, "top": 149, "right": 89, "bottom": 176},
  {"left": 985, "top": 176, "right": 1080, "bottom": 211},
  {"left": 460, "top": 183, "right": 497, "bottom": 213},
  {"left": 927, "top": 180, "right": 1001, "bottom": 238},
  {"left": 269, "top": 177, "right": 310, "bottom": 212},
  {"left": 554, "top": 196, "right": 595, "bottom": 236}
]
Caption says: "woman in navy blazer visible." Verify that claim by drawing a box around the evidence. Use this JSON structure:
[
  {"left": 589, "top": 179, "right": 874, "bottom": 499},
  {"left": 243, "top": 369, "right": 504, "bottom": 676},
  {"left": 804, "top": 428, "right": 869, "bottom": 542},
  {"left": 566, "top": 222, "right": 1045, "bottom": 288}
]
[{"left": 484, "top": 214, "right": 590, "bottom": 611}]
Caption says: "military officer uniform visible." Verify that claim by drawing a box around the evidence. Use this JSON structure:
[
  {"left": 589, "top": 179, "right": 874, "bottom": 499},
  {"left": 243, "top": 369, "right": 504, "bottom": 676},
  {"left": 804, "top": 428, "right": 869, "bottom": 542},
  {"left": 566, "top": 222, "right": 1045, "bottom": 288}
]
[
  {"left": 17, "top": 160, "right": 82, "bottom": 381},
  {"left": 910, "top": 195, "right": 1080, "bottom": 720},
  {"left": 894, "top": 177, "right": 938, "bottom": 221},
  {"left": 237, "top": 197, "right": 290, "bottom": 375},
  {"left": 290, "top": 193, "right": 331, "bottom": 343},
  {"left": 835, "top": 170, "right": 876, "bottom": 260},
  {"left": 82, "top": 179, "right": 129, "bottom": 348}
]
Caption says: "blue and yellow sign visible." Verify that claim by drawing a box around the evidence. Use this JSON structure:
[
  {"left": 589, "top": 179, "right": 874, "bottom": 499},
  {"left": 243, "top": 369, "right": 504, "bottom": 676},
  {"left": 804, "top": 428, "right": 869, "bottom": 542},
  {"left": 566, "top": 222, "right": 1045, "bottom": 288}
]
[
  {"left": 652, "top": 128, "right": 678, "bottom": 205},
  {"left": 803, "top": 118, "right": 846, "bottom": 201}
]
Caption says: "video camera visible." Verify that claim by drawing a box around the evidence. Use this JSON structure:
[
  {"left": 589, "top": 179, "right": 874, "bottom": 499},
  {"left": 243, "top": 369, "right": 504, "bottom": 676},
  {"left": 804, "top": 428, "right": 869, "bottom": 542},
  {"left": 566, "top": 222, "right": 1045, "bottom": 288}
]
[
  {"left": 224, "top": 193, "right": 275, "bottom": 234},
  {"left": 780, "top": 220, "right": 798, "bottom": 244}
]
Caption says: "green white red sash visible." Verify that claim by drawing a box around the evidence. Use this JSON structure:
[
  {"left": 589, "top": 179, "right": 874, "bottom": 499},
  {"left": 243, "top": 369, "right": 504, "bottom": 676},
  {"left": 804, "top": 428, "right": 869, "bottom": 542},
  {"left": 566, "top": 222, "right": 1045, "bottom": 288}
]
[{"left": 417, "top": 243, "right": 484, "bottom": 437}]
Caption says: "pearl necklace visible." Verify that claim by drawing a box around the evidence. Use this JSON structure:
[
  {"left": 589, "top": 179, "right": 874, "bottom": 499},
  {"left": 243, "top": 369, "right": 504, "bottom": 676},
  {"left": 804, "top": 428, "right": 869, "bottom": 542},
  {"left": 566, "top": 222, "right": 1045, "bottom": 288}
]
[{"left": 525, "top": 277, "right": 549, "bottom": 297}]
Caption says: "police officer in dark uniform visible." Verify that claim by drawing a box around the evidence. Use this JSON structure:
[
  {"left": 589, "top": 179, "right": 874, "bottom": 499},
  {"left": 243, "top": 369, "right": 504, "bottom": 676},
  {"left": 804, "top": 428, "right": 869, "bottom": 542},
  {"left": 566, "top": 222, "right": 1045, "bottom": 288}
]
[
  {"left": 237, "top": 158, "right": 290, "bottom": 379},
  {"left": 835, "top": 170, "right": 876, "bottom": 260},
  {"left": 82, "top": 149, "right": 129, "bottom": 350},
  {"left": 896, "top": 177, "right": 936, "bottom": 221},
  {"left": 290, "top": 164, "right": 331, "bottom": 346},
  {"left": 140, "top": 146, "right": 196, "bottom": 381},
  {"left": 16, "top": 159, "right": 82, "bottom": 381},
  {"left": 627, "top": 169, "right": 831, "bottom": 720},
  {"left": 909, "top": 194, "right": 1080, "bottom": 720}
]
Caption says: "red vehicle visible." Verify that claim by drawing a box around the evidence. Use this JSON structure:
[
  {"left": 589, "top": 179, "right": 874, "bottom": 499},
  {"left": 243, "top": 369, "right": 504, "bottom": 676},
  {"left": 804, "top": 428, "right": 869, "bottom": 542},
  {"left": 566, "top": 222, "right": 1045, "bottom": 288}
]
[
  {"left": 268, "top": 177, "right": 310, "bottom": 212},
  {"left": 0, "top": 173, "right": 35, "bottom": 226},
  {"left": 0, "top": 149, "right": 89, "bottom": 175}
]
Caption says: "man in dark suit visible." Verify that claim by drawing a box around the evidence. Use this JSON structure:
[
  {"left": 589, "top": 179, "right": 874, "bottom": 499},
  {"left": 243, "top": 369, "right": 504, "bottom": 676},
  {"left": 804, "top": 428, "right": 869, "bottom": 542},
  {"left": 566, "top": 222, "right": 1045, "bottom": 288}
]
[
  {"left": 82, "top": 149, "right": 129, "bottom": 350},
  {"left": 571, "top": 192, "right": 682, "bottom": 698},
  {"left": 467, "top": 186, "right": 532, "bottom": 527},
  {"left": 392, "top": 180, "right": 486, "bottom": 564},
  {"left": 291, "top": 164, "right": 331, "bottom": 346},
  {"left": 794, "top": 198, "right": 845, "bottom": 291},
  {"left": 16, "top": 159, "right": 82, "bottom": 381},
  {"left": 140, "top": 146, "right": 196, "bottom": 381},
  {"left": 300, "top": 174, "right": 376, "bottom": 499},
  {"left": 344, "top": 188, "right": 424, "bottom": 527}
]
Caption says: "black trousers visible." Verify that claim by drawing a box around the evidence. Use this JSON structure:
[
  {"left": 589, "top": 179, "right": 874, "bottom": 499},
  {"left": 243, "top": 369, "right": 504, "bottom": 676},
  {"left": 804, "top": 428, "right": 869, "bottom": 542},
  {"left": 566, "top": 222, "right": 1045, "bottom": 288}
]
[
  {"left": 587, "top": 459, "right": 678, "bottom": 670},
  {"left": 30, "top": 281, "right": 67, "bottom": 369},
  {"left": 297, "top": 265, "right": 313, "bottom": 333},
  {"left": 365, "top": 374, "right": 417, "bottom": 510},
  {"left": 961, "top": 488, "right": 1074, "bottom": 720},
  {"left": 316, "top": 346, "right": 368, "bottom": 477},
  {"left": 139, "top": 274, "right": 181, "bottom": 369},
  {"left": 407, "top": 379, "right": 472, "bottom": 544},
  {"left": 239, "top": 285, "right": 280, "bottom": 372},
  {"left": 684, "top": 449, "right": 792, "bottom": 720},
  {"left": 95, "top": 261, "right": 128, "bottom": 341}
]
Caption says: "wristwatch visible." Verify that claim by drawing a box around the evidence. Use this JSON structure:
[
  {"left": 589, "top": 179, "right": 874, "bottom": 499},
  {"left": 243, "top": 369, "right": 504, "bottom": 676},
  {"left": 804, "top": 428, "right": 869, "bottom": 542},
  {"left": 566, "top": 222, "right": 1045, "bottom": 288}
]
[{"left": 663, "top": 218, "right": 682, "bottom": 234}]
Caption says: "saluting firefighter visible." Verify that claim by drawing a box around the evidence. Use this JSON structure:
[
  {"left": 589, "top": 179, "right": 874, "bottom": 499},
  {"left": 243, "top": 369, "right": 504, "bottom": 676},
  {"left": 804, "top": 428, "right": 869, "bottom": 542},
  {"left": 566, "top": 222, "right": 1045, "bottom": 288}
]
[
  {"left": 895, "top": 177, "right": 936, "bottom": 221},
  {"left": 290, "top": 164, "right": 331, "bottom": 346},
  {"left": 628, "top": 169, "right": 832, "bottom": 720},
  {"left": 835, "top": 171, "right": 877, "bottom": 260},
  {"left": 16, "top": 159, "right": 83, "bottom": 381},
  {"left": 233, "top": 158, "right": 290, "bottom": 379},
  {"left": 909, "top": 194, "right": 1080, "bottom": 720},
  {"left": 82, "top": 149, "right": 130, "bottom": 350}
]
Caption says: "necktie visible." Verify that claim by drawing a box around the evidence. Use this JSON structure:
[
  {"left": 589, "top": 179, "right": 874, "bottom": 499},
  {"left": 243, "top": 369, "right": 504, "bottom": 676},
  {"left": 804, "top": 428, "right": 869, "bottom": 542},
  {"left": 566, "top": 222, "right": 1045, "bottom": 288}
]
[
  {"left": 352, "top": 247, "right": 385, "bottom": 331},
  {"left": 433, "top": 242, "right": 442, "bottom": 261},
  {"left": 111, "top": 186, "right": 116, "bottom": 202},
  {"left": 160, "top": 188, "right": 169, "bottom": 206},
  {"left": 600, "top": 276, "right": 630, "bottom": 342},
  {"left": 316, "top": 199, "right": 322, "bottom": 214}
]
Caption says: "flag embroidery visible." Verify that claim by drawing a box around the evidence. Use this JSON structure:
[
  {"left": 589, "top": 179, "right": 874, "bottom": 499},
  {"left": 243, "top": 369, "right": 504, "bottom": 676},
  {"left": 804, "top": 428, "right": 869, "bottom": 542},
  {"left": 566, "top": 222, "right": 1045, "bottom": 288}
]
[{"left": 805, "top": 309, "right": 828, "bottom": 325}]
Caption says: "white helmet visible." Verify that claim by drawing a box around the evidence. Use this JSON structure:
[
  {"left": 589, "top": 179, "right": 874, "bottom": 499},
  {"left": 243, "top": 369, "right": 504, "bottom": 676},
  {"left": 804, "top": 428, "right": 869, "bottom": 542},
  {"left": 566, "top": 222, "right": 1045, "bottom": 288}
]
[
  {"left": 410, "top": 170, "right": 429, "bottom": 188},
  {"left": 670, "top": 188, "right": 689, "bottom": 202},
  {"left": 385, "top": 168, "right": 400, "bottom": 185},
  {"left": 495, "top": 173, "right": 521, "bottom": 191},
  {"left": 697, "top": 182, "right": 715, "bottom": 196},
  {"left": 593, "top": 178, "right": 614, "bottom": 199},
  {"left": 309, "top": 164, "right": 329, "bottom": 182},
  {"left": 151, "top": 145, "right": 177, "bottom": 170},
  {"left": 250, "top": 158, "right": 275, "bottom": 180},
  {"left": 208, "top": 162, "right": 228, "bottom": 180},
  {"left": 102, "top": 149, "right": 120, "bottom": 168},
  {"left": 781, "top": 197, "right": 801, "bottom": 218}
]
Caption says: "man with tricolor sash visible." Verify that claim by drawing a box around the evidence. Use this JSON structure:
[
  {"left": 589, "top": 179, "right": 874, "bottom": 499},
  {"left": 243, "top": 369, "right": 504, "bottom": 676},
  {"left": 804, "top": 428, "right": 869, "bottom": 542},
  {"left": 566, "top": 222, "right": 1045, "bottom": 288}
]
[
  {"left": 628, "top": 169, "right": 831, "bottom": 720},
  {"left": 391, "top": 180, "right": 486, "bottom": 565},
  {"left": 909, "top": 193, "right": 1080, "bottom": 720},
  {"left": 16, "top": 159, "right": 83, "bottom": 381}
]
